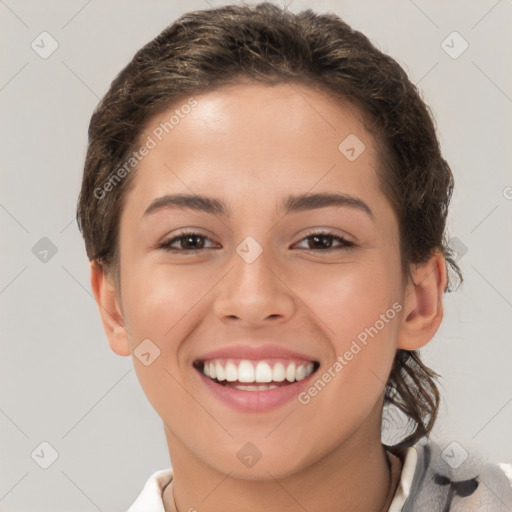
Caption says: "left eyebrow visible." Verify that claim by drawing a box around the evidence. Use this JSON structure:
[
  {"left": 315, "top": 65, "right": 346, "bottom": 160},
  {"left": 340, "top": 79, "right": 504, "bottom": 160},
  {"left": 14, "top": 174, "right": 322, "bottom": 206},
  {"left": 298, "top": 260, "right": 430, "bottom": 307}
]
[
  {"left": 282, "top": 192, "right": 374, "bottom": 220},
  {"left": 142, "top": 192, "right": 374, "bottom": 220}
]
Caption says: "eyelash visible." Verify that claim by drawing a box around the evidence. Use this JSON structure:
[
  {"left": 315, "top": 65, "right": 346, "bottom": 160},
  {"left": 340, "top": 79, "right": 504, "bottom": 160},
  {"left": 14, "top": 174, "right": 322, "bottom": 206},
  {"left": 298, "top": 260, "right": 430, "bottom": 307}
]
[{"left": 158, "top": 230, "right": 356, "bottom": 253}]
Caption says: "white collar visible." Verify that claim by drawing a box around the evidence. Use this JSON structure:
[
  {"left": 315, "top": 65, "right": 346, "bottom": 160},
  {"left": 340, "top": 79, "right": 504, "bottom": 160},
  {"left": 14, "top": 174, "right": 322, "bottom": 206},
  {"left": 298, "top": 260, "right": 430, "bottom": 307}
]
[{"left": 127, "top": 445, "right": 418, "bottom": 512}]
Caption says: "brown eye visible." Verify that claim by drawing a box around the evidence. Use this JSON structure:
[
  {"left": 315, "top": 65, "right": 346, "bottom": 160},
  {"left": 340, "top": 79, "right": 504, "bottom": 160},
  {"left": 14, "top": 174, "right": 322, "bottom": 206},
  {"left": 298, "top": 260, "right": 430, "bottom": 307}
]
[
  {"left": 159, "top": 232, "right": 218, "bottom": 252},
  {"left": 294, "top": 232, "right": 355, "bottom": 251}
]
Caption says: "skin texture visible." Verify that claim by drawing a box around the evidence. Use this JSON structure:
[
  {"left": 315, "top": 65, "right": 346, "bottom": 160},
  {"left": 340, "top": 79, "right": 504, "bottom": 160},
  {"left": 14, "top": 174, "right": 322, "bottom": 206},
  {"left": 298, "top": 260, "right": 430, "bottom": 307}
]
[{"left": 91, "top": 82, "right": 447, "bottom": 512}]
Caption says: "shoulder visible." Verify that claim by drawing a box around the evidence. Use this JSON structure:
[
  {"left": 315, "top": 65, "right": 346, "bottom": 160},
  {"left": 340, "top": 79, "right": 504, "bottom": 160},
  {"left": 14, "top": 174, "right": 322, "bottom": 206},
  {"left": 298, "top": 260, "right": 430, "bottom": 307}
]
[
  {"left": 126, "top": 468, "right": 174, "bottom": 512},
  {"left": 398, "top": 437, "right": 512, "bottom": 511}
]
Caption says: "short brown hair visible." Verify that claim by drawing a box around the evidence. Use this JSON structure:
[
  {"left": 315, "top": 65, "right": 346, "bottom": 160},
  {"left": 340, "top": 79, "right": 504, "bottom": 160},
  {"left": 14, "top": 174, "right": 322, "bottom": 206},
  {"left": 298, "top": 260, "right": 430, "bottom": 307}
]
[{"left": 76, "top": 2, "right": 462, "bottom": 448}]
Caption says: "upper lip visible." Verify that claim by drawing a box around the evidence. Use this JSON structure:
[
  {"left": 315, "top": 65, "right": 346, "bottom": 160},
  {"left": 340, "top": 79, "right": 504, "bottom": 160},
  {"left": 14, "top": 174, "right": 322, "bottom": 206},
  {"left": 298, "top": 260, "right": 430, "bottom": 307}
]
[{"left": 195, "top": 343, "right": 319, "bottom": 363}]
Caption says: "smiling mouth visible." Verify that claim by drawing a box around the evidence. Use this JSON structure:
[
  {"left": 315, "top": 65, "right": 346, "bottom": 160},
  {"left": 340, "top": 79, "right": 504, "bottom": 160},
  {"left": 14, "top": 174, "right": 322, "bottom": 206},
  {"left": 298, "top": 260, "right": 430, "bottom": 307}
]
[{"left": 194, "top": 358, "right": 320, "bottom": 391}]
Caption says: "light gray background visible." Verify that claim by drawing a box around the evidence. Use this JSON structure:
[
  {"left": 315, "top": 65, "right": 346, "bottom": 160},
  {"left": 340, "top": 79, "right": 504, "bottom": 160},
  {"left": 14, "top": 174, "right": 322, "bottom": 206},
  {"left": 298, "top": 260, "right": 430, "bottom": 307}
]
[{"left": 1, "top": 0, "right": 511, "bottom": 510}]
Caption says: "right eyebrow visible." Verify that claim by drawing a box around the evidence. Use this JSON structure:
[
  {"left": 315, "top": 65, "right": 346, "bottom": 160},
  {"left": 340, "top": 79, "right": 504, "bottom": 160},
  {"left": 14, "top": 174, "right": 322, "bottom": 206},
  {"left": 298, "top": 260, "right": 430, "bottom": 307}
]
[{"left": 142, "top": 194, "right": 230, "bottom": 218}]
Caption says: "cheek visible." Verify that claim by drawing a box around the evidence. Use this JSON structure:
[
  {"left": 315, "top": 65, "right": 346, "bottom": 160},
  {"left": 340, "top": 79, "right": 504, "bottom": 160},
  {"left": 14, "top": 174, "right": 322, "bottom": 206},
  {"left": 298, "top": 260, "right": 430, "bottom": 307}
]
[
  {"left": 298, "top": 296, "right": 400, "bottom": 450},
  {"left": 295, "top": 255, "right": 400, "bottom": 335},
  {"left": 121, "top": 259, "right": 207, "bottom": 346},
  {"left": 295, "top": 254, "right": 401, "bottom": 403},
  {"left": 119, "top": 261, "right": 211, "bottom": 422}
]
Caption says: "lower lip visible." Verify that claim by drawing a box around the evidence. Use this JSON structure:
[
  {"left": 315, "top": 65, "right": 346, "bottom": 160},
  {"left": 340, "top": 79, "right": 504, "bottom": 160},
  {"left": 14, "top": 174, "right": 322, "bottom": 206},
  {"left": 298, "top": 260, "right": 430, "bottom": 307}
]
[{"left": 197, "top": 370, "right": 316, "bottom": 412}]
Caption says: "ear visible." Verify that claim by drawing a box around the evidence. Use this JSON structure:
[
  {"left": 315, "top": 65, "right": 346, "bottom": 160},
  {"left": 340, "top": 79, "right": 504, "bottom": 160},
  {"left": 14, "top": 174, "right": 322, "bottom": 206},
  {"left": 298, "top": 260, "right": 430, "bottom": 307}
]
[
  {"left": 90, "top": 260, "right": 131, "bottom": 357},
  {"left": 397, "top": 250, "right": 448, "bottom": 350}
]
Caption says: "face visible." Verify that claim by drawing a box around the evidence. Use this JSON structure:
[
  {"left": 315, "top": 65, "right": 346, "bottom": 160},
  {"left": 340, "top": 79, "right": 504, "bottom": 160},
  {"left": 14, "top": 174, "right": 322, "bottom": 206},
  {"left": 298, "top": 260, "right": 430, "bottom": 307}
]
[{"left": 110, "top": 82, "right": 410, "bottom": 478}]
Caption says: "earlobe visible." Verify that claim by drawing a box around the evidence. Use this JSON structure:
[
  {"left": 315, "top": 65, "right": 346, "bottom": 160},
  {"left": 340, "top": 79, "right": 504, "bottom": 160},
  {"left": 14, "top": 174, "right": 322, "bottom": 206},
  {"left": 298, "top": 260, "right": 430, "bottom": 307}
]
[
  {"left": 89, "top": 260, "right": 131, "bottom": 357},
  {"left": 397, "top": 251, "right": 448, "bottom": 351}
]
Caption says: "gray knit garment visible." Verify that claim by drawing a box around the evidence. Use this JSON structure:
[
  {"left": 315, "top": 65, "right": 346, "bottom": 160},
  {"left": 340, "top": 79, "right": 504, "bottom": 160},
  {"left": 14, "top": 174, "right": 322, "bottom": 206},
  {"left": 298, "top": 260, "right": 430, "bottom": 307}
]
[{"left": 399, "top": 438, "right": 512, "bottom": 511}]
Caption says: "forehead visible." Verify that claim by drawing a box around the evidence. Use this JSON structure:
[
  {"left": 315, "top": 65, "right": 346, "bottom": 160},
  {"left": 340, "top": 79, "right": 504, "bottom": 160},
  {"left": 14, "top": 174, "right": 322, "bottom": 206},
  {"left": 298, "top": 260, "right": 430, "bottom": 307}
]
[
  {"left": 125, "top": 81, "right": 386, "bottom": 217},
  {"left": 141, "top": 81, "right": 373, "bottom": 153}
]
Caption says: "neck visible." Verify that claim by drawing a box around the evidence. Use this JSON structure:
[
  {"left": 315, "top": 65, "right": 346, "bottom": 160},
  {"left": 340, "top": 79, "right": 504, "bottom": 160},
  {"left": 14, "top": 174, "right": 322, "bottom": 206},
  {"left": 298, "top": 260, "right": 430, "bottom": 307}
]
[{"left": 163, "top": 426, "right": 399, "bottom": 512}]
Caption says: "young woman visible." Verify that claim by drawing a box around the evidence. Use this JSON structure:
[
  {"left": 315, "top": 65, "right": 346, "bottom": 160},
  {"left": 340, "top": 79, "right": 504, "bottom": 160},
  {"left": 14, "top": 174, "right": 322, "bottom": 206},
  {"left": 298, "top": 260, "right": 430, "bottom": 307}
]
[{"left": 77, "top": 3, "right": 512, "bottom": 511}]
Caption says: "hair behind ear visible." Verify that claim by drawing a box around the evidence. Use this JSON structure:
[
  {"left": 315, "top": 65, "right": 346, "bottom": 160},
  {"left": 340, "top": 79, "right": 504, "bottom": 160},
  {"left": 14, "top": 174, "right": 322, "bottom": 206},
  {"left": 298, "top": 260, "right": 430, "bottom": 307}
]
[{"left": 384, "top": 349, "right": 440, "bottom": 449}]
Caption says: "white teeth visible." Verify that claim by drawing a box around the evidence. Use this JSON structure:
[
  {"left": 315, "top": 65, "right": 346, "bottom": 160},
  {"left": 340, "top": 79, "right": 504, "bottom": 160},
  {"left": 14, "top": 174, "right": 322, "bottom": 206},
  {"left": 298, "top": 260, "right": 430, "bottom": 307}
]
[
  {"left": 296, "top": 364, "right": 306, "bottom": 381},
  {"left": 272, "top": 362, "right": 285, "bottom": 382},
  {"left": 234, "top": 384, "right": 280, "bottom": 391},
  {"left": 215, "top": 362, "right": 226, "bottom": 381},
  {"left": 201, "top": 359, "right": 316, "bottom": 384},
  {"left": 238, "top": 360, "right": 255, "bottom": 382},
  {"left": 209, "top": 361, "right": 216, "bottom": 379},
  {"left": 225, "top": 362, "right": 238, "bottom": 382},
  {"left": 285, "top": 363, "right": 296, "bottom": 382},
  {"left": 255, "top": 362, "right": 272, "bottom": 382}
]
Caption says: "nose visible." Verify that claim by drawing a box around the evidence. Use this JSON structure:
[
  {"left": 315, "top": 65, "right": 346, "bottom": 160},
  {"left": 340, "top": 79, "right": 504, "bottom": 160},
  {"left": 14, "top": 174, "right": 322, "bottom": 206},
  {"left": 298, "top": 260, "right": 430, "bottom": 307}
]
[{"left": 213, "top": 241, "right": 296, "bottom": 327}]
